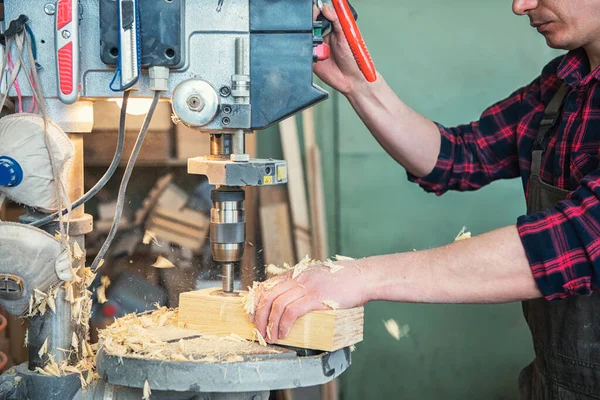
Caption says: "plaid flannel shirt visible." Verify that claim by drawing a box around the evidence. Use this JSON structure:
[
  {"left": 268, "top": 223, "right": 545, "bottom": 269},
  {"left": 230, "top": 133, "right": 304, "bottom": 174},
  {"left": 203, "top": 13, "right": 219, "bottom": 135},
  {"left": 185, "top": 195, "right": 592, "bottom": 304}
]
[{"left": 409, "top": 49, "right": 600, "bottom": 300}]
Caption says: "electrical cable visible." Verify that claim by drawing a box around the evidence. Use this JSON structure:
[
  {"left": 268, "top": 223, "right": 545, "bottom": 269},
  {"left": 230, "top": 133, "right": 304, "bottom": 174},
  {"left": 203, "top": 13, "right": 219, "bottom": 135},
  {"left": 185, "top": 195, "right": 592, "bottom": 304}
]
[
  {"left": 90, "top": 91, "right": 161, "bottom": 271},
  {"left": 29, "top": 90, "right": 131, "bottom": 228}
]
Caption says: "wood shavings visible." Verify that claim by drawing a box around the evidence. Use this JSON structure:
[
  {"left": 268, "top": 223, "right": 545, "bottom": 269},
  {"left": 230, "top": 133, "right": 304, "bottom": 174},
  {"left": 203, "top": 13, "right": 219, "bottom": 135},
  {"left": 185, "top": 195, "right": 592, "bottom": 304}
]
[
  {"left": 228, "top": 355, "right": 244, "bottom": 363},
  {"left": 292, "top": 255, "right": 313, "bottom": 279},
  {"left": 28, "top": 295, "right": 34, "bottom": 316},
  {"left": 171, "top": 353, "right": 188, "bottom": 362},
  {"left": 143, "top": 230, "right": 159, "bottom": 245},
  {"left": 38, "top": 338, "right": 48, "bottom": 358},
  {"left": 263, "top": 279, "right": 279, "bottom": 290},
  {"left": 101, "top": 275, "right": 111, "bottom": 288},
  {"left": 383, "top": 319, "right": 401, "bottom": 340},
  {"left": 178, "top": 339, "right": 186, "bottom": 353},
  {"left": 46, "top": 293, "right": 56, "bottom": 314},
  {"left": 266, "top": 323, "right": 273, "bottom": 341},
  {"left": 324, "top": 259, "right": 344, "bottom": 274},
  {"left": 84, "top": 268, "right": 97, "bottom": 288},
  {"left": 350, "top": 344, "right": 357, "bottom": 352},
  {"left": 64, "top": 282, "right": 75, "bottom": 303},
  {"left": 152, "top": 255, "right": 176, "bottom": 269},
  {"left": 143, "top": 380, "right": 151, "bottom": 400},
  {"left": 335, "top": 255, "right": 355, "bottom": 261},
  {"left": 72, "top": 241, "right": 84, "bottom": 260},
  {"left": 383, "top": 319, "right": 410, "bottom": 341},
  {"left": 253, "top": 329, "right": 267, "bottom": 347},
  {"left": 71, "top": 332, "right": 79, "bottom": 352},
  {"left": 241, "top": 282, "right": 259, "bottom": 315},
  {"left": 454, "top": 226, "right": 472, "bottom": 241},
  {"left": 322, "top": 299, "right": 340, "bottom": 310},
  {"left": 266, "top": 264, "right": 287, "bottom": 276},
  {"left": 97, "top": 285, "right": 107, "bottom": 304}
]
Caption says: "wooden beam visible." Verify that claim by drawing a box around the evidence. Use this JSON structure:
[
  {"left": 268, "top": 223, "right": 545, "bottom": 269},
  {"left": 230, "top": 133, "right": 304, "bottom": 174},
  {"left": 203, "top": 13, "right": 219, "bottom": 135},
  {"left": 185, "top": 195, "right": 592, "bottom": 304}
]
[
  {"left": 178, "top": 288, "right": 363, "bottom": 352},
  {"left": 259, "top": 186, "right": 295, "bottom": 267},
  {"left": 279, "top": 117, "right": 312, "bottom": 261},
  {"left": 302, "top": 109, "right": 329, "bottom": 261},
  {"left": 241, "top": 134, "right": 259, "bottom": 290}
]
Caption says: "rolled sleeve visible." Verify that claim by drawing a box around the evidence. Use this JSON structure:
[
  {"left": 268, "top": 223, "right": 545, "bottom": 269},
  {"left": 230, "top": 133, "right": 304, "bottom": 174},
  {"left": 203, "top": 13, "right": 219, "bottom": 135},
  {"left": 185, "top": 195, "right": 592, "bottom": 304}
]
[
  {"left": 407, "top": 87, "right": 527, "bottom": 196},
  {"left": 517, "top": 170, "right": 600, "bottom": 300}
]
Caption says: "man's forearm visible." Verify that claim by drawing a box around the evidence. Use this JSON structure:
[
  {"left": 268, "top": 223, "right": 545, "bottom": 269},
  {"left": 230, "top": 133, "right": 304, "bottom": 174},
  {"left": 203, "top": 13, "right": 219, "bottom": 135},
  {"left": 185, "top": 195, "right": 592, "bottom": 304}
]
[
  {"left": 346, "top": 74, "right": 442, "bottom": 178},
  {"left": 359, "top": 225, "right": 542, "bottom": 304}
]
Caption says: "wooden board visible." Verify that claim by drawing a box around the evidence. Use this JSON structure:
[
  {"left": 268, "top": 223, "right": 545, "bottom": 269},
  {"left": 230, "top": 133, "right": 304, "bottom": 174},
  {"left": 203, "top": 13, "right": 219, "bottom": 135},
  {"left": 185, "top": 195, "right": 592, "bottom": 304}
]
[
  {"left": 175, "top": 123, "right": 212, "bottom": 161},
  {"left": 259, "top": 186, "right": 295, "bottom": 266},
  {"left": 279, "top": 117, "right": 312, "bottom": 261},
  {"left": 241, "top": 134, "right": 259, "bottom": 289},
  {"left": 178, "top": 288, "right": 364, "bottom": 352},
  {"left": 302, "top": 109, "right": 329, "bottom": 261},
  {"left": 84, "top": 130, "right": 173, "bottom": 166}
]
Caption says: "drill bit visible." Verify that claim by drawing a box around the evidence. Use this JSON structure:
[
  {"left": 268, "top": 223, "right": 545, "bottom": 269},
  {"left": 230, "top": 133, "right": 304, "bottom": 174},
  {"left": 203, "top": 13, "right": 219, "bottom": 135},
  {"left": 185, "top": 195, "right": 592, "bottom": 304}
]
[{"left": 217, "top": 0, "right": 224, "bottom": 12}]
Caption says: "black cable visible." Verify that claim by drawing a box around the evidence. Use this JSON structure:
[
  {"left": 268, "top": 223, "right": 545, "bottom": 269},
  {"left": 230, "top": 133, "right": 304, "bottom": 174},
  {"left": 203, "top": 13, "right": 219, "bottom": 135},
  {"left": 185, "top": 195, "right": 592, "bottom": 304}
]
[
  {"left": 29, "top": 91, "right": 131, "bottom": 228},
  {"left": 90, "top": 91, "right": 161, "bottom": 271}
]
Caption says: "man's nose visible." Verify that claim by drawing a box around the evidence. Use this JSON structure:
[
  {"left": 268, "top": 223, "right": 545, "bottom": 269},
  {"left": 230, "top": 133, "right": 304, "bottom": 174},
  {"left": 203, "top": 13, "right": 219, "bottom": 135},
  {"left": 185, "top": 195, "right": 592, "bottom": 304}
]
[{"left": 513, "top": 0, "right": 538, "bottom": 15}]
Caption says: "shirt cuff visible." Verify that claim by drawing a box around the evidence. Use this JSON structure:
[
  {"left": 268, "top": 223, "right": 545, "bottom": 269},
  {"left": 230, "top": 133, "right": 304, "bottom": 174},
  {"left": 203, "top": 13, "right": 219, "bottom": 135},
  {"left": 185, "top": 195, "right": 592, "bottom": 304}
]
[
  {"left": 517, "top": 209, "right": 592, "bottom": 301},
  {"left": 406, "top": 123, "right": 453, "bottom": 195}
]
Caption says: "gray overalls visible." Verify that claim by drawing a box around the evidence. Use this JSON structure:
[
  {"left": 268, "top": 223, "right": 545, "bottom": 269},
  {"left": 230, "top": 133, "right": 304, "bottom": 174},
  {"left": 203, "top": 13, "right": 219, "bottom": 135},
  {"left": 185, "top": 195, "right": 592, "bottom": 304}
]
[{"left": 519, "top": 83, "right": 600, "bottom": 399}]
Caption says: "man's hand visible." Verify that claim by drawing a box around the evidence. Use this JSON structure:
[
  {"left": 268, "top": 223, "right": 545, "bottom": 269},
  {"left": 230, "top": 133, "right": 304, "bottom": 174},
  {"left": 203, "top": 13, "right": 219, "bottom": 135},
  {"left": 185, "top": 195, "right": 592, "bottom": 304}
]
[
  {"left": 251, "top": 260, "right": 369, "bottom": 343},
  {"left": 313, "top": 4, "right": 374, "bottom": 96}
]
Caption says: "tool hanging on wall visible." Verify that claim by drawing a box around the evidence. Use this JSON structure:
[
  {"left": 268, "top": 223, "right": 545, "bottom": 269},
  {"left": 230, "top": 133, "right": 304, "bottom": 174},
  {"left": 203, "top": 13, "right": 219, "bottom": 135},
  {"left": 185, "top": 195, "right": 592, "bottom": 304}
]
[
  {"left": 55, "top": 0, "right": 81, "bottom": 103},
  {"left": 110, "top": 0, "right": 141, "bottom": 91}
]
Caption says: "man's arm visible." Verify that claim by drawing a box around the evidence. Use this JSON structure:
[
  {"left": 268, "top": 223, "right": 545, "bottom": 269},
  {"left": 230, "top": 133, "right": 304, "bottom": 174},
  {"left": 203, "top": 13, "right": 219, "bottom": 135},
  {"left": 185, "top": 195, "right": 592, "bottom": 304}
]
[
  {"left": 344, "top": 75, "right": 442, "bottom": 178},
  {"left": 251, "top": 225, "right": 541, "bottom": 343},
  {"left": 316, "top": 4, "right": 524, "bottom": 190}
]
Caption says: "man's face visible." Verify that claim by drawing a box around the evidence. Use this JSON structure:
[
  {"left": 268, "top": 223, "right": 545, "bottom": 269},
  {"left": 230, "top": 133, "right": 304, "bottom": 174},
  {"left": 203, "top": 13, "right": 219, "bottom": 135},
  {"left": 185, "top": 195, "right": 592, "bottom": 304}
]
[{"left": 513, "top": 0, "right": 600, "bottom": 50}]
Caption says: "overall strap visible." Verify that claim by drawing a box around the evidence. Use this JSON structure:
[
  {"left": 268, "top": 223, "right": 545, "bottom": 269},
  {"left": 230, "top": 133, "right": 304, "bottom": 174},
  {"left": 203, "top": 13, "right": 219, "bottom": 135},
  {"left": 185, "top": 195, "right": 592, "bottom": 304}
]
[{"left": 531, "top": 83, "right": 569, "bottom": 176}]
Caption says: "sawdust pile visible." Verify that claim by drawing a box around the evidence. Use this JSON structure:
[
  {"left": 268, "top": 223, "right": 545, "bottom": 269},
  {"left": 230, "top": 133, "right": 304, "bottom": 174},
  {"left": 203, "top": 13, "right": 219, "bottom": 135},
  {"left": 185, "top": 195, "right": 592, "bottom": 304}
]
[
  {"left": 99, "top": 306, "right": 282, "bottom": 362},
  {"left": 26, "top": 239, "right": 99, "bottom": 387}
]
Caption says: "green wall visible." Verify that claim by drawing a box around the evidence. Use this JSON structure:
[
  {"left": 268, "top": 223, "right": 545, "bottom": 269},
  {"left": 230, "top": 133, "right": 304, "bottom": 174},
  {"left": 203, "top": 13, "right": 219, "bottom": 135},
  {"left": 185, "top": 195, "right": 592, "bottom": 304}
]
[{"left": 260, "top": 0, "right": 561, "bottom": 398}]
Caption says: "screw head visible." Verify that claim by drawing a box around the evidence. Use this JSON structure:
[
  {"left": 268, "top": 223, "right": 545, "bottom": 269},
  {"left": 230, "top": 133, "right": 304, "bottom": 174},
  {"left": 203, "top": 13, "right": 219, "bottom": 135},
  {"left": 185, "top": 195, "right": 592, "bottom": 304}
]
[
  {"left": 44, "top": 3, "right": 56, "bottom": 15},
  {"left": 222, "top": 117, "right": 231, "bottom": 126},
  {"left": 219, "top": 86, "right": 231, "bottom": 97},
  {"left": 187, "top": 95, "right": 205, "bottom": 112},
  {"left": 62, "top": 30, "right": 71, "bottom": 39}
]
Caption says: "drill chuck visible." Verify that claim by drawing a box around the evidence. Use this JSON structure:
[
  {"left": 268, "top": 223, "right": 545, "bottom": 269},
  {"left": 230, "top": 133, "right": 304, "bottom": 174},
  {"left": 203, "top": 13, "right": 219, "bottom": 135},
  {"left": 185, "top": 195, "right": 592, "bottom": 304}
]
[{"left": 210, "top": 188, "right": 246, "bottom": 263}]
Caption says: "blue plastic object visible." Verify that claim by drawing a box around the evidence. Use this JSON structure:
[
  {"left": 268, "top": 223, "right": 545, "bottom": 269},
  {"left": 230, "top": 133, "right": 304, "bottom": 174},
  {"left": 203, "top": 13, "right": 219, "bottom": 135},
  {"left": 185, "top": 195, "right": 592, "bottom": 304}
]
[{"left": 0, "top": 156, "right": 23, "bottom": 187}]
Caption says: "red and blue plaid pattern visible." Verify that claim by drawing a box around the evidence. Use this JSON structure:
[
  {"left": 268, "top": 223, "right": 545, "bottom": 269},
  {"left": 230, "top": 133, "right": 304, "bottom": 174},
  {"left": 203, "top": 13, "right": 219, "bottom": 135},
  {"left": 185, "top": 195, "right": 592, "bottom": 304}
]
[{"left": 409, "top": 49, "right": 600, "bottom": 300}]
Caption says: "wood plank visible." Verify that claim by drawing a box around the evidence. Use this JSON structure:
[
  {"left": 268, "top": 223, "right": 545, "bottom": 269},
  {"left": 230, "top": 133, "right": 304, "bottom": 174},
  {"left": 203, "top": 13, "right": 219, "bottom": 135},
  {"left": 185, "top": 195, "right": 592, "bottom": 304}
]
[
  {"left": 148, "top": 215, "right": 206, "bottom": 240},
  {"left": 279, "top": 117, "right": 312, "bottom": 261},
  {"left": 135, "top": 174, "right": 174, "bottom": 225},
  {"left": 259, "top": 186, "right": 295, "bottom": 266},
  {"left": 175, "top": 123, "right": 212, "bottom": 161},
  {"left": 84, "top": 130, "right": 172, "bottom": 166},
  {"left": 157, "top": 183, "right": 189, "bottom": 211},
  {"left": 241, "top": 134, "right": 259, "bottom": 289},
  {"left": 302, "top": 110, "right": 329, "bottom": 261},
  {"left": 147, "top": 225, "right": 203, "bottom": 251},
  {"left": 153, "top": 206, "right": 208, "bottom": 230},
  {"left": 178, "top": 288, "right": 363, "bottom": 352}
]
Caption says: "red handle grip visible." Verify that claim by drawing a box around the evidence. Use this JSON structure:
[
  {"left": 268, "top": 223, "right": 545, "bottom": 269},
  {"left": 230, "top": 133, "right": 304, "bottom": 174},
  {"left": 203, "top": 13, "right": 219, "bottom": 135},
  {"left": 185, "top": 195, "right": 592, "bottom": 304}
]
[{"left": 331, "top": 0, "right": 377, "bottom": 82}]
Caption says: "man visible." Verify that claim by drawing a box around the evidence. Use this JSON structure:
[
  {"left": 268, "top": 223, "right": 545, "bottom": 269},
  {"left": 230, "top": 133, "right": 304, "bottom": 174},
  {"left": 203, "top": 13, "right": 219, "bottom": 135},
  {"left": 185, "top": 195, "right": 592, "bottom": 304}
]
[{"left": 251, "top": 1, "right": 600, "bottom": 397}]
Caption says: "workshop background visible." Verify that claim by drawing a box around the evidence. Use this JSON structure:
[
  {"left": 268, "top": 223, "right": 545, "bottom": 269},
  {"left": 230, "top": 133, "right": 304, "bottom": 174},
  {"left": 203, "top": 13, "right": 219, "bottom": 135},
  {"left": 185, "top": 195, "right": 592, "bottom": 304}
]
[{"left": 259, "top": 0, "right": 561, "bottom": 398}]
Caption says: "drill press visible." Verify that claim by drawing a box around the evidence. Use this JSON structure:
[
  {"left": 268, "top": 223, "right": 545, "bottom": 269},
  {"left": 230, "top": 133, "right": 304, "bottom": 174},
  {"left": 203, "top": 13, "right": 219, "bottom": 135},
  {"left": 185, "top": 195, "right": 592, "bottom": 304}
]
[{"left": 0, "top": 1, "right": 343, "bottom": 399}]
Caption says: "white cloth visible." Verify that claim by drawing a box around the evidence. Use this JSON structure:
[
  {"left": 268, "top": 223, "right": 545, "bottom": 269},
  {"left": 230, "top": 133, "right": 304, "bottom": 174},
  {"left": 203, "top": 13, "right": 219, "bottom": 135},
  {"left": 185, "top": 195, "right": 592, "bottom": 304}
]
[{"left": 0, "top": 114, "right": 74, "bottom": 213}]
